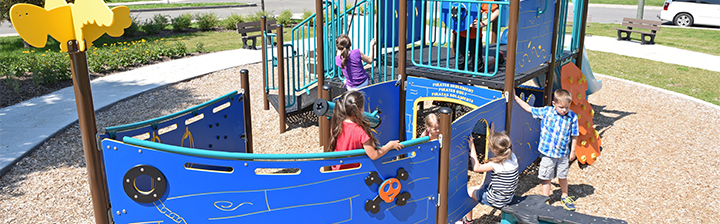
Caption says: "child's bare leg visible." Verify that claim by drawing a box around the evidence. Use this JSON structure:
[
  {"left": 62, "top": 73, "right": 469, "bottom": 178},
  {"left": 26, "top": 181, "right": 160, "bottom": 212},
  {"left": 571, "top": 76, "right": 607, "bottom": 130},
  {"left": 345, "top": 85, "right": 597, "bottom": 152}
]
[
  {"left": 559, "top": 178, "right": 568, "bottom": 198},
  {"left": 541, "top": 180, "right": 552, "bottom": 197}
]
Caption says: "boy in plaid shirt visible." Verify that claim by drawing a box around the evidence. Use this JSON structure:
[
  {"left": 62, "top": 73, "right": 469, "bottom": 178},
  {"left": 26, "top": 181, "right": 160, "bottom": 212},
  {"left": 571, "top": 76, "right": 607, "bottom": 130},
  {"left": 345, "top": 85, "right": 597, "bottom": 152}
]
[{"left": 515, "top": 89, "right": 579, "bottom": 210}]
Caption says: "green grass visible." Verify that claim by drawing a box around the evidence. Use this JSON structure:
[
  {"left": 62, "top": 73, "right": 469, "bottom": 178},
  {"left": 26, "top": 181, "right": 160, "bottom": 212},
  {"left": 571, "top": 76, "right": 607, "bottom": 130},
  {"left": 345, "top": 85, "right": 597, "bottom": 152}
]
[
  {"left": 589, "top": 0, "right": 665, "bottom": 6},
  {"left": 573, "top": 23, "right": 720, "bottom": 56},
  {"left": 588, "top": 50, "right": 720, "bottom": 105},
  {"left": 126, "top": 3, "right": 245, "bottom": 10}
]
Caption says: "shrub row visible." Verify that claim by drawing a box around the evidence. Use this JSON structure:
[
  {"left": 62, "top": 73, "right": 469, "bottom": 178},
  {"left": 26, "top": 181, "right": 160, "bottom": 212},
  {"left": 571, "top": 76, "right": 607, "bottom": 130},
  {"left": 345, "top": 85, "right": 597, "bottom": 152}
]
[{"left": 3, "top": 9, "right": 302, "bottom": 92}]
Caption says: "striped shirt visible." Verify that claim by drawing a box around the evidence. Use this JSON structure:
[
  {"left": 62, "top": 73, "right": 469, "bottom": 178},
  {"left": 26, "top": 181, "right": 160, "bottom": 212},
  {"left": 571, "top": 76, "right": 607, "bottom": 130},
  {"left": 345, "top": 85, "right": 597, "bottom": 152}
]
[
  {"left": 486, "top": 153, "right": 519, "bottom": 208},
  {"left": 531, "top": 106, "right": 579, "bottom": 158}
]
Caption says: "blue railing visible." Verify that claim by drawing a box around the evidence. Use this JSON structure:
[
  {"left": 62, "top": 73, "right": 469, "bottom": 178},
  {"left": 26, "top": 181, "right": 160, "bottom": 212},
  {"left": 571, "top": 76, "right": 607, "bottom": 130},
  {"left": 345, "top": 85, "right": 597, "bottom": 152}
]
[{"left": 406, "top": 0, "right": 509, "bottom": 77}]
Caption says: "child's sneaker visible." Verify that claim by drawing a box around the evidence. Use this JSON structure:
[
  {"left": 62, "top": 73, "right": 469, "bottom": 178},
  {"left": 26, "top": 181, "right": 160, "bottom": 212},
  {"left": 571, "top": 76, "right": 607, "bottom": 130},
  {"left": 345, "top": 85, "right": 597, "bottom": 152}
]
[{"left": 561, "top": 196, "right": 576, "bottom": 211}]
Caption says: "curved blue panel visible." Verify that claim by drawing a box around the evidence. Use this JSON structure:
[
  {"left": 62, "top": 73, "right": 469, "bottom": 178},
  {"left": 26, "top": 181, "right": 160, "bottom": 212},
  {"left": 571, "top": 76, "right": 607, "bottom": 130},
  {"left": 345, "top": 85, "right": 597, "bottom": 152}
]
[
  {"left": 405, "top": 76, "right": 503, "bottom": 140},
  {"left": 102, "top": 138, "right": 440, "bottom": 223},
  {"left": 98, "top": 92, "right": 247, "bottom": 153},
  {"left": 515, "top": 0, "right": 556, "bottom": 75},
  {"left": 446, "top": 98, "right": 507, "bottom": 223},
  {"left": 357, "top": 81, "right": 402, "bottom": 145},
  {"left": 510, "top": 94, "right": 542, "bottom": 176}
]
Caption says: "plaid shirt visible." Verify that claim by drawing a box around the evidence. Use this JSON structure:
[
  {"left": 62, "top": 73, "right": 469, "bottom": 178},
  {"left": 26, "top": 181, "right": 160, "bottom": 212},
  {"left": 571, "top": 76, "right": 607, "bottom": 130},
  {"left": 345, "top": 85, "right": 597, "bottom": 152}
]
[{"left": 531, "top": 106, "right": 579, "bottom": 158}]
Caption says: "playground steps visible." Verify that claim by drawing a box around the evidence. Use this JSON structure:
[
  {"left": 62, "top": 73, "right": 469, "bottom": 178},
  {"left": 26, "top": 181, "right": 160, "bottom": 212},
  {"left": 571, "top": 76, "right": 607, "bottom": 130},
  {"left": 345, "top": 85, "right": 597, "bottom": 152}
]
[
  {"left": 268, "top": 85, "right": 319, "bottom": 116},
  {"left": 500, "top": 195, "right": 628, "bottom": 224},
  {"left": 400, "top": 44, "right": 548, "bottom": 89}
]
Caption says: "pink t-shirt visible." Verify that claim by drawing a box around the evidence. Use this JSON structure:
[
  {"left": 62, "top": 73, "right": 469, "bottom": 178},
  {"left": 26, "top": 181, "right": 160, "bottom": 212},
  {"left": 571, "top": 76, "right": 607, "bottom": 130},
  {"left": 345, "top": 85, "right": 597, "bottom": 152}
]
[{"left": 332, "top": 121, "right": 371, "bottom": 170}]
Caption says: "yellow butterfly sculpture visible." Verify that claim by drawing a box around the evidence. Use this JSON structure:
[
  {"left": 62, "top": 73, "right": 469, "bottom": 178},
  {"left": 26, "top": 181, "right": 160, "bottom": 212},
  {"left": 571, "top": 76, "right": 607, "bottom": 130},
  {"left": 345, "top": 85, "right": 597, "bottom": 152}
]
[{"left": 9, "top": 0, "right": 132, "bottom": 52}]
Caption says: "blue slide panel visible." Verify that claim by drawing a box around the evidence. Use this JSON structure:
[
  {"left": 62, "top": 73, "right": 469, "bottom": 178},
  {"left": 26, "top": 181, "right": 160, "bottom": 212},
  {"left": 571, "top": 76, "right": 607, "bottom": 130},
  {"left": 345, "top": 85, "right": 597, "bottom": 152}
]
[
  {"left": 98, "top": 91, "right": 247, "bottom": 153},
  {"left": 102, "top": 138, "right": 440, "bottom": 223},
  {"left": 445, "top": 99, "right": 507, "bottom": 223},
  {"left": 358, "top": 81, "right": 401, "bottom": 144},
  {"left": 515, "top": 0, "right": 556, "bottom": 75},
  {"left": 405, "top": 76, "right": 503, "bottom": 140}
]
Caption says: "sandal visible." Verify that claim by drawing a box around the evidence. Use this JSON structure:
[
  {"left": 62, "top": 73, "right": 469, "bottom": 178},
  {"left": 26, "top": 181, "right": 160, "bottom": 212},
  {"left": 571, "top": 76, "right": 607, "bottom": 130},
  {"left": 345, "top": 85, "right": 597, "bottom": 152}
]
[{"left": 454, "top": 216, "right": 472, "bottom": 224}]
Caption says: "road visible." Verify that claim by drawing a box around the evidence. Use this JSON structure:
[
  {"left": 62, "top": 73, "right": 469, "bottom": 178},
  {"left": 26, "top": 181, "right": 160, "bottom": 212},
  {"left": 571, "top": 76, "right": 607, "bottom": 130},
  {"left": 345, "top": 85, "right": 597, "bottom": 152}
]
[
  {"left": 0, "top": 0, "right": 316, "bottom": 36},
  {"left": 0, "top": 2, "right": 693, "bottom": 38}
]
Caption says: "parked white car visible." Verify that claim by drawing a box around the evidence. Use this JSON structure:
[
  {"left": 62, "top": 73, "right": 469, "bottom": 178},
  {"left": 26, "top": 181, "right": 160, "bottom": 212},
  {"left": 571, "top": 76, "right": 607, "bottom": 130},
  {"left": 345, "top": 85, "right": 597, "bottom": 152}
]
[{"left": 659, "top": 0, "right": 720, "bottom": 27}]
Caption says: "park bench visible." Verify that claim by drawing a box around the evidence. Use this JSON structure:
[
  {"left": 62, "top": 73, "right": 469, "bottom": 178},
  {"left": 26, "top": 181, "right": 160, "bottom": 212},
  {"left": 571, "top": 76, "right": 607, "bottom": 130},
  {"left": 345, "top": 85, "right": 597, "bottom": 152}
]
[
  {"left": 237, "top": 20, "right": 276, "bottom": 50},
  {"left": 615, "top": 17, "right": 661, "bottom": 45}
]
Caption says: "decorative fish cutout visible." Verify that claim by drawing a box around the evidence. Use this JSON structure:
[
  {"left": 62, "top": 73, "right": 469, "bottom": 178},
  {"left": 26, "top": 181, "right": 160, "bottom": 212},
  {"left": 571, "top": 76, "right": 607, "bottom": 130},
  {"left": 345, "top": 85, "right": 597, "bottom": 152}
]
[{"left": 9, "top": 0, "right": 131, "bottom": 52}]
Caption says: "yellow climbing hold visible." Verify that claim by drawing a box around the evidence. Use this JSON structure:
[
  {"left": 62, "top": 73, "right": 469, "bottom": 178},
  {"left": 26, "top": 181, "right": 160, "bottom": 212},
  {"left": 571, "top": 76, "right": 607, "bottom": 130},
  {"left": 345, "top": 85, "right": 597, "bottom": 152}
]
[
  {"left": 577, "top": 114, "right": 581, "bottom": 119},
  {"left": 568, "top": 77, "right": 573, "bottom": 84},
  {"left": 590, "top": 109, "right": 595, "bottom": 117},
  {"left": 581, "top": 104, "right": 586, "bottom": 111},
  {"left": 581, "top": 140, "right": 587, "bottom": 146},
  {"left": 580, "top": 155, "right": 587, "bottom": 163},
  {"left": 594, "top": 130, "right": 600, "bottom": 138},
  {"left": 591, "top": 153, "right": 598, "bottom": 159},
  {"left": 586, "top": 122, "right": 592, "bottom": 129}
]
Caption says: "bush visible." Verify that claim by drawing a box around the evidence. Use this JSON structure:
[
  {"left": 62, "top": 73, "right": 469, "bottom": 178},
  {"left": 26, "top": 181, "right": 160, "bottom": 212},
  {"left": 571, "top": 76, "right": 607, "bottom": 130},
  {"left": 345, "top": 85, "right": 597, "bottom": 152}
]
[
  {"left": 195, "top": 42, "right": 206, "bottom": 53},
  {"left": 223, "top": 13, "right": 244, "bottom": 30},
  {"left": 246, "top": 10, "right": 275, "bottom": 22},
  {"left": 302, "top": 9, "right": 313, "bottom": 24},
  {"left": 142, "top": 14, "right": 169, "bottom": 35},
  {"left": 123, "top": 15, "right": 140, "bottom": 38},
  {"left": 1, "top": 38, "right": 188, "bottom": 92},
  {"left": 277, "top": 9, "right": 293, "bottom": 26},
  {"left": 171, "top": 13, "right": 193, "bottom": 32},
  {"left": 195, "top": 12, "right": 219, "bottom": 31}
]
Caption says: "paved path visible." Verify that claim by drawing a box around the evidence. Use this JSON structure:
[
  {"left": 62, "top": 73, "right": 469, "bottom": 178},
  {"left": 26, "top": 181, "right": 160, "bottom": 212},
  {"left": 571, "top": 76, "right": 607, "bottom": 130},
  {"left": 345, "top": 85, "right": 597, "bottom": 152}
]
[
  {"left": 0, "top": 49, "right": 261, "bottom": 175},
  {"left": 1, "top": 32, "right": 720, "bottom": 177}
]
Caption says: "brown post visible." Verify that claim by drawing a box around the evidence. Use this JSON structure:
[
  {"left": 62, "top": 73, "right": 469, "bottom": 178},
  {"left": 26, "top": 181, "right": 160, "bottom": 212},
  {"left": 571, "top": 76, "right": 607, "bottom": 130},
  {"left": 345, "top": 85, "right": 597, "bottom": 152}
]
[
  {"left": 398, "top": 0, "right": 408, "bottom": 141},
  {"left": 436, "top": 107, "right": 452, "bottom": 224},
  {"left": 67, "top": 40, "right": 110, "bottom": 224},
  {"left": 320, "top": 85, "right": 332, "bottom": 151},
  {"left": 276, "top": 24, "right": 287, "bottom": 133},
  {"left": 240, "top": 69, "right": 254, "bottom": 153},
  {"left": 261, "top": 16, "right": 270, "bottom": 110},
  {"left": 545, "top": 0, "right": 562, "bottom": 106},
  {"left": 575, "top": 0, "right": 590, "bottom": 70},
  {"left": 315, "top": 0, "right": 328, "bottom": 148},
  {"left": 504, "top": 0, "right": 521, "bottom": 134}
]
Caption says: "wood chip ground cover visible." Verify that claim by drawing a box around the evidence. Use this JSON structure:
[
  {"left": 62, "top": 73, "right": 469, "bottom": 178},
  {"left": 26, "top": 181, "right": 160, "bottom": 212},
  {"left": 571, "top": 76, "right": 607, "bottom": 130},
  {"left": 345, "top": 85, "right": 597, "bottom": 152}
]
[{"left": 1, "top": 63, "right": 718, "bottom": 223}]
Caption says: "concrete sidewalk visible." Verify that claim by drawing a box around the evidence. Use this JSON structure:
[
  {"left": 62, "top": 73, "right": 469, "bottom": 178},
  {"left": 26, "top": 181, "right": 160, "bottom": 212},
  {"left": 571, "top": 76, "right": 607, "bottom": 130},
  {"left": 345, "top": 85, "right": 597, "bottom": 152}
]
[
  {"left": 0, "top": 49, "right": 262, "bottom": 176},
  {"left": 2, "top": 35, "right": 720, "bottom": 176}
]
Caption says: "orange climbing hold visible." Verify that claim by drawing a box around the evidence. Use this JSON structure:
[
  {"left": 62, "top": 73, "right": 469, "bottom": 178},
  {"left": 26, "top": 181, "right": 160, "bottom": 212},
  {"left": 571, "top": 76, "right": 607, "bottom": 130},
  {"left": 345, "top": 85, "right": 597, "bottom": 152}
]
[{"left": 561, "top": 63, "right": 601, "bottom": 165}]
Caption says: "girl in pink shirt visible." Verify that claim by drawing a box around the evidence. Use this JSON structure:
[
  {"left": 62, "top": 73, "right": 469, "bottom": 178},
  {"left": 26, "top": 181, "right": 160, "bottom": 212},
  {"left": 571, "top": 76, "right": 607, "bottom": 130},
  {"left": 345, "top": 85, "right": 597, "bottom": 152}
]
[{"left": 329, "top": 91, "right": 403, "bottom": 170}]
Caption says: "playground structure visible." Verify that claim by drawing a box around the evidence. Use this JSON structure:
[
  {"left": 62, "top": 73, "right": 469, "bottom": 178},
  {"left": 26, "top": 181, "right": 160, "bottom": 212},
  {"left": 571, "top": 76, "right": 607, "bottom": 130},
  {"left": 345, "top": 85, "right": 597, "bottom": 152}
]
[{"left": 7, "top": 0, "right": 619, "bottom": 222}]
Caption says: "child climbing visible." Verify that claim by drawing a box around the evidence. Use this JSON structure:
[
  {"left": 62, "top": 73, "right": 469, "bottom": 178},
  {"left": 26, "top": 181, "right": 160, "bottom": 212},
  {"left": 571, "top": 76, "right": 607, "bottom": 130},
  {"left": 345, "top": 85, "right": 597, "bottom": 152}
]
[
  {"left": 329, "top": 90, "right": 403, "bottom": 170},
  {"left": 335, "top": 34, "right": 377, "bottom": 90},
  {"left": 457, "top": 126, "right": 518, "bottom": 224}
]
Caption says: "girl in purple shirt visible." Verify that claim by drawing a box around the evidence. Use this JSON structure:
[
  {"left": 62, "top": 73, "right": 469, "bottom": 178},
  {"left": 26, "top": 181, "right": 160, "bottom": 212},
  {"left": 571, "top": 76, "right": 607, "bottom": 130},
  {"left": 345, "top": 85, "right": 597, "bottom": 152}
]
[{"left": 335, "top": 34, "right": 376, "bottom": 90}]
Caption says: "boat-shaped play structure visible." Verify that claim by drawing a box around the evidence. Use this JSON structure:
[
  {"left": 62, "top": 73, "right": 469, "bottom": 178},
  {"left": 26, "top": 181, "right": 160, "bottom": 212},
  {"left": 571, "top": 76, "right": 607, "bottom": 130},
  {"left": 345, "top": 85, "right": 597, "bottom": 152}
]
[{"left": 8, "top": 0, "right": 625, "bottom": 222}]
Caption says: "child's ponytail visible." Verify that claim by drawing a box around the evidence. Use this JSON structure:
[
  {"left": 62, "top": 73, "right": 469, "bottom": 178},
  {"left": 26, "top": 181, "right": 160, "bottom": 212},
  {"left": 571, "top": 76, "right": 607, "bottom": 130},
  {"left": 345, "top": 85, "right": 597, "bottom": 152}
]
[
  {"left": 487, "top": 131, "right": 512, "bottom": 164},
  {"left": 335, "top": 34, "right": 352, "bottom": 69},
  {"left": 329, "top": 91, "right": 378, "bottom": 151}
]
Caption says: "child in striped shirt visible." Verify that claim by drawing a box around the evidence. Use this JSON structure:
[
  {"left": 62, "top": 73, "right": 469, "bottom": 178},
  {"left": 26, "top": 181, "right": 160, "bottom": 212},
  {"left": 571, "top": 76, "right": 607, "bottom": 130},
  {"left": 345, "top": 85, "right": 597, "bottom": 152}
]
[{"left": 457, "top": 128, "right": 518, "bottom": 224}]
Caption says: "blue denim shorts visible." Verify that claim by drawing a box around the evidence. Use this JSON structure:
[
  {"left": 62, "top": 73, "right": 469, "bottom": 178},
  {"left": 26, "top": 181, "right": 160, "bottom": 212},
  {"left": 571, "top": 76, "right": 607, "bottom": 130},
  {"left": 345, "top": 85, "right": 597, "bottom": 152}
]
[{"left": 475, "top": 185, "right": 492, "bottom": 206}]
